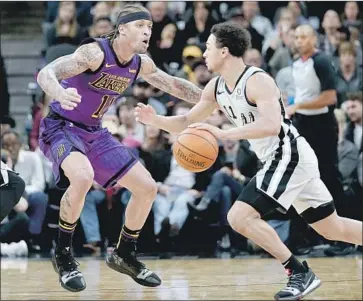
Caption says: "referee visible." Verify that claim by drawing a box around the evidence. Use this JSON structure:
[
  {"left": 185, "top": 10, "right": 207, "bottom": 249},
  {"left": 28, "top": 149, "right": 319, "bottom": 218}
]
[
  {"left": 0, "top": 156, "right": 25, "bottom": 222},
  {"left": 287, "top": 24, "right": 344, "bottom": 205}
]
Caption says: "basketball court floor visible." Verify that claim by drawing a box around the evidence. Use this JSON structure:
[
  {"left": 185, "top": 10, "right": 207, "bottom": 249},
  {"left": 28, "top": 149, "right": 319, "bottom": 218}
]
[{"left": 1, "top": 255, "right": 362, "bottom": 300}]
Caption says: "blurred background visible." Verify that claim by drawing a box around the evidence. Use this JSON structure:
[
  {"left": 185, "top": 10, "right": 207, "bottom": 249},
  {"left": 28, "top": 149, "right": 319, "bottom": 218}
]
[{"left": 0, "top": 1, "right": 362, "bottom": 260}]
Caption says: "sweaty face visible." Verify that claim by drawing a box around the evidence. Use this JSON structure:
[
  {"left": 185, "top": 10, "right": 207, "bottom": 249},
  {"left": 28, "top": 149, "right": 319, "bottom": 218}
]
[
  {"left": 345, "top": 100, "right": 362, "bottom": 123},
  {"left": 122, "top": 19, "right": 153, "bottom": 54},
  {"left": 203, "top": 34, "right": 224, "bottom": 73},
  {"left": 294, "top": 27, "right": 316, "bottom": 56}
]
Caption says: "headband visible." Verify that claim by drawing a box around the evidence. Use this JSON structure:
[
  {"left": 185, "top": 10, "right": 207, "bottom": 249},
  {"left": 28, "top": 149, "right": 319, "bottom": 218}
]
[{"left": 118, "top": 11, "right": 152, "bottom": 24}]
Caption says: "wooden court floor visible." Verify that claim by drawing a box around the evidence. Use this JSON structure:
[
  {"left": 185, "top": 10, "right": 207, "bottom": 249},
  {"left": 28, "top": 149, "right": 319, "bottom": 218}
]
[{"left": 1, "top": 256, "right": 362, "bottom": 300}]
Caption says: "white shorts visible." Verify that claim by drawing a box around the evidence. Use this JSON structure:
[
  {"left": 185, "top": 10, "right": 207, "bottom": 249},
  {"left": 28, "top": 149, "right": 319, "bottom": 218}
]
[{"left": 240, "top": 136, "right": 334, "bottom": 222}]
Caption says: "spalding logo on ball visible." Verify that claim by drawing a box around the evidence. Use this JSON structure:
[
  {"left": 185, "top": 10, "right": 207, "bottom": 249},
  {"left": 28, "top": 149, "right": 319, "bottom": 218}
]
[{"left": 172, "top": 128, "right": 219, "bottom": 172}]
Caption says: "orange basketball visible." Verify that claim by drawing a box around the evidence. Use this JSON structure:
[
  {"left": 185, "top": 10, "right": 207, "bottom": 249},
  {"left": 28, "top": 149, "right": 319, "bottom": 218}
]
[{"left": 172, "top": 127, "right": 219, "bottom": 173}]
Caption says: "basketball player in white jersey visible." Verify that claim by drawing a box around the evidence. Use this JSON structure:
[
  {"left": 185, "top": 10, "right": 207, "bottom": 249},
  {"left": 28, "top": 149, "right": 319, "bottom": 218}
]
[{"left": 135, "top": 22, "right": 362, "bottom": 300}]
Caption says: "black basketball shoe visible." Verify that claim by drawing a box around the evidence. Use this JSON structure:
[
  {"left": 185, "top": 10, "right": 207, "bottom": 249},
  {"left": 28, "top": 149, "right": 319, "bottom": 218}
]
[
  {"left": 106, "top": 249, "right": 161, "bottom": 287},
  {"left": 274, "top": 261, "right": 321, "bottom": 300},
  {"left": 52, "top": 247, "right": 86, "bottom": 292}
]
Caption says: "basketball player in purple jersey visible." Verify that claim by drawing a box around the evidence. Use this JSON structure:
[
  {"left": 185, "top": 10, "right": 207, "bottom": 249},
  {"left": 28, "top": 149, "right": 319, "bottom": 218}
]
[{"left": 37, "top": 4, "right": 202, "bottom": 292}]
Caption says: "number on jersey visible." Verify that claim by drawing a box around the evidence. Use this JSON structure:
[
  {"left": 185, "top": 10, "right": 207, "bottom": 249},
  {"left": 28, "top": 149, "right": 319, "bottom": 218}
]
[{"left": 92, "top": 95, "right": 116, "bottom": 119}]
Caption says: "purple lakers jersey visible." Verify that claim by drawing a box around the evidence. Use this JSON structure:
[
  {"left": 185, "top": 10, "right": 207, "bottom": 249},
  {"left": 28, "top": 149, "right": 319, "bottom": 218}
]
[{"left": 50, "top": 38, "right": 141, "bottom": 126}]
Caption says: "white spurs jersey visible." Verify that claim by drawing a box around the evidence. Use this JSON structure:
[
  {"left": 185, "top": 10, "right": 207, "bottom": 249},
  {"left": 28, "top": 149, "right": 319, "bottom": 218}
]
[{"left": 215, "top": 66, "right": 300, "bottom": 162}]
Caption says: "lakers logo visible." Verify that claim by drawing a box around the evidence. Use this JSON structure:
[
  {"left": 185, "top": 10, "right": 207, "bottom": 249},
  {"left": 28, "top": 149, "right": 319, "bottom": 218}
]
[
  {"left": 89, "top": 72, "right": 131, "bottom": 94},
  {"left": 57, "top": 144, "right": 66, "bottom": 159}
]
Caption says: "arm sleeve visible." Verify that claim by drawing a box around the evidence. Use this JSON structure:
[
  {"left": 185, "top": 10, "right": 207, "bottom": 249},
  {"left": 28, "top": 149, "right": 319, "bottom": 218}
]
[{"left": 312, "top": 53, "right": 337, "bottom": 92}]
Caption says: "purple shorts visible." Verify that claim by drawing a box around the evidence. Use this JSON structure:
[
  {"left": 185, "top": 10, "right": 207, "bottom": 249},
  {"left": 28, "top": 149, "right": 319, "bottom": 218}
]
[{"left": 38, "top": 113, "right": 138, "bottom": 189}]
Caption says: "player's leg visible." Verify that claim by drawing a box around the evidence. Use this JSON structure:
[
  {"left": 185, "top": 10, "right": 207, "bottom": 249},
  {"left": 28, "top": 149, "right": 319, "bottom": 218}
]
[
  {"left": 86, "top": 131, "right": 160, "bottom": 287},
  {"left": 52, "top": 151, "right": 94, "bottom": 292},
  {"left": 229, "top": 178, "right": 320, "bottom": 301},
  {"left": 310, "top": 210, "right": 362, "bottom": 245},
  {"left": 296, "top": 178, "right": 362, "bottom": 246},
  {"left": 0, "top": 170, "right": 26, "bottom": 222},
  {"left": 106, "top": 161, "right": 161, "bottom": 287}
]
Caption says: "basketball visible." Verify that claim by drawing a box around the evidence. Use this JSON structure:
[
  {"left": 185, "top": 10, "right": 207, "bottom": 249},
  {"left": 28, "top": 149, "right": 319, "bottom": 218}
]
[{"left": 172, "top": 127, "right": 219, "bottom": 172}]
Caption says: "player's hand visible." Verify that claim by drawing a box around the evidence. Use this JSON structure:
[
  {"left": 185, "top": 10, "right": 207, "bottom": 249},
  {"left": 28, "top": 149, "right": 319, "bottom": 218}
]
[
  {"left": 134, "top": 103, "right": 157, "bottom": 125},
  {"left": 188, "top": 123, "right": 224, "bottom": 140},
  {"left": 58, "top": 88, "right": 82, "bottom": 110}
]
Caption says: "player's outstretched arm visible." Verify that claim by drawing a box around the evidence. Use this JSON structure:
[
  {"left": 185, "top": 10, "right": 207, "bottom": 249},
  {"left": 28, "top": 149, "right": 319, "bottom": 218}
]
[
  {"left": 139, "top": 54, "right": 202, "bottom": 104},
  {"left": 134, "top": 78, "right": 218, "bottom": 133},
  {"left": 37, "top": 42, "right": 104, "bottom": 110},
  {"left": 223, "top": 72, "right": 282, "bottom": 140}
]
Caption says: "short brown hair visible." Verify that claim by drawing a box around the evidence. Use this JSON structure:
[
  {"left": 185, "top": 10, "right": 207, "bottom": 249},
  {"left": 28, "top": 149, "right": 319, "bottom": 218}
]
[
  {"left": 346, "top": 91, "right": 362, "bottom": 103},
  {"left": 339, "top": 41, "right": 356, "bottom": 57}
]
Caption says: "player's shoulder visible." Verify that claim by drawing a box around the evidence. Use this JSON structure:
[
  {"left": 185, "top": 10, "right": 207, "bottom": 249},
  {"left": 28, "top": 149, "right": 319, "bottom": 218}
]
[
  {"left": 203, "top": 76, "right": 220, "bottom": 100},
  {"left": 246, "top": 68, "right": 274, "bottom": 87}
]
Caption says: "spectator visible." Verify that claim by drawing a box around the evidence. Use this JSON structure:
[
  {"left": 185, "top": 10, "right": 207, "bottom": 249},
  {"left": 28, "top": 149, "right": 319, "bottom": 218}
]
[
  {"left": 175, "top": 45, "right": 203, "bottom": 84},
  {"left": 82, "top": 16, "right": 113, "bottom": 39},
  {"left": 319, "top": 9, "right": 350, "bottom": 58},
  {"left": 90, "top": 1, "right": 112, "bottom": 21},
  {"left": 117, "top": 97, "right": 145, "bottom": 150},
  {"left": 323, "top": 108, "right": 361, "bottom": 256},
  {"left": 241, "top": 1, "right": 273, "bottom": 39},
  {"left": 335, "top": 42, "right": 362, "bottom": 106},
  {"left": 191, "top": 60, "right": 214, "bottom": 89},
  {"left": 149, "top": 23, "right": 184, "bottom": 72},
  {"left": 1, "top": 116, "right": 16, "bottom": 134},
  {"left": 147, "top": 1, "right": 175, "bottom": 66},
  {"left": 79, "top": 182, "right": 106, "bottom": 255},
  {"left": 243, "top": 48, "right": 264, "bottom": 69},
  {"left": 268, "top": 26, "right": 296, "bottom": 77},
  {"left": 334, "top": 109, "right": 360, "bottom": 187},
  {"left": 1, "top": 131, "right": 48, "bottom": 251},
  {"left": 183, "top": 2, "right": 217, "bottom": 46},
  {"left": 262, "top": 7, "right": 296, "bottom": 57},
  {"left": 45, "top": 1, "right": 83, "bottom": 48},
  {"left": 229, "top": 8, "right": 263, "bottom": 52},
  {"left": 44, "top": 1, "right": 92, "bottom": 27},
  {"left": 29, "top": 92, "right": 51, "bottom": 151},
  {"left": 132, "top": 79, "right": 167, "bottom": 116},
  {"left": 287, "top": 1, "right": 319, "bottom": 28},
  {"left": 343, "top": 92, "right": 362, "bottom": 153},
  {"left": 342, "top": 1, "right": 361, "bottom": 30}
]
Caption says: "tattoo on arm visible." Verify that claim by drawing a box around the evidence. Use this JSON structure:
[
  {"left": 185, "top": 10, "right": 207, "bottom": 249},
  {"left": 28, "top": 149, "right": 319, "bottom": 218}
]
[
  {"left": 139, "top": 55, "right": 202, "bottom": 104},
  {"left": 37, "top": 43, "right": 103, "bottom": 99}
]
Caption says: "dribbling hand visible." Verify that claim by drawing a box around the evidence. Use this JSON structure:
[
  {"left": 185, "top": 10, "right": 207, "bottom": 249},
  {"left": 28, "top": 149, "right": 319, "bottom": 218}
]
[
  {"left": 58, "top": 88, "right": 82, "bottom": 110},
  {"left": 134, "top": 103, "right": 156, "bottom": 125}
]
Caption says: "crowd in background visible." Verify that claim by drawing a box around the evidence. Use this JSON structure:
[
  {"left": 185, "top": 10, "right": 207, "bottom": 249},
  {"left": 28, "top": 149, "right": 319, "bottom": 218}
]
[{"left": 1, "top": 1, "right": 362, "bottom": 259}]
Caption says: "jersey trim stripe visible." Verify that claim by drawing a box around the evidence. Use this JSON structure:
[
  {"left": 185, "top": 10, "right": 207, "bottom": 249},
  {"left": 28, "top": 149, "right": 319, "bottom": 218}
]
[
  {"left": 273, "top": 132, "right": 299, "bottom": 199},
  {"left": 225, "top": 66, "right": 250, "bottom": 95},
  {"left": 214, "top": 76, "right": 220, "bottom": 100},
  {"left": 259, "top": 120, "right": 299, "bottom": 197},
  {"left": 243, "top": 70, "right": 265, "bottom": 107}
]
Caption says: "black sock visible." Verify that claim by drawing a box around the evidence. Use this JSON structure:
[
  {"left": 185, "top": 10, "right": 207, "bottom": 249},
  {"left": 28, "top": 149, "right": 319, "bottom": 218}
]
[
  {"left": 116, "top": 225, "right": 141, "bottom": 257},
  {"left": 57, "top": 218, "right": 77, "bottom": 252},
  {"left": 282, "top": 255, "right": 305, "bottom": 275}
]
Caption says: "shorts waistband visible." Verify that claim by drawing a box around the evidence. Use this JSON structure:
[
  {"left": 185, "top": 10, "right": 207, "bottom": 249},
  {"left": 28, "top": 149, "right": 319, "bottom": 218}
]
[{"left": 47, "top": 109, "right": 101, "bottom": 132}]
